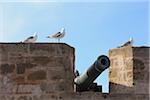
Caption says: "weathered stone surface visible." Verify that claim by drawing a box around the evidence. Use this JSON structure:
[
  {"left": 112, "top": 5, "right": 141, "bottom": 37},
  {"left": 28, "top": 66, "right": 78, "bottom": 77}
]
[
  {"left": 16, "top": 63, "right": 36, "bottom": 75},
  {"left": 47, "top": 69, "right": 65, "bottom": 81},
  {"left": 0, "top": 64, "right": 15, "bottom": 74},
  {"left": 30, "top": 57, "right": 52, "bottom": 66},
  {"left": 0, "top": 92, "right": 149, "bottom": 100},
  {"left": 0, "top": 75, "right": 17, "bottom": 94},
  {"left": 30, "top": 44, "right": 50, "bottom": 53},
  {"left": 109, "top": 46, "right": 133, "bottom": 88},
  {"left": 27, "top": 70, "right": 46, "bottom": 81},
  {"left": 0, "top": 43, "right": 75, "bottom": 94},
  {"left": 0, "top": 43, "right": 28, "bottom": 53},
  {"left": 14, "top": 76, "right": 25, "bottom": 83},
  {"left": 109, "top": 82, "right": 134, "bottom": 94},
  {"left": 39, "top": 80, "right": 73, "bottom": 93},
  {"left": 133, "top": 59, "right": 146, "bottom": 80},
  {"left": 109, "top": 46, "right": 149, "bottom": 96},
  {"left": 0, "top": 52, "right": 9, "bottom": 63},
  {"left": 0, "top": 43, "right": 149, "bottom": 100},
  {"left": 9, "top": 56, "right": 27, "bottom": 64},
  {"left": 17, "top": 96, "right": 28, "bottom": 100},
  {"left": 17, "top": 63, "right": 36, "bottom": 69},
  {"left": 16, "top": 65, "right": 26, "bottom": 74},
  {"left": 133, "top": 47, "right": 149, "bottom": 95}
]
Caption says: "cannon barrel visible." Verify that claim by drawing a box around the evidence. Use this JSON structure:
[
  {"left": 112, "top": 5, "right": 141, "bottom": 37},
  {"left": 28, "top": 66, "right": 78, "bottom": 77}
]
[{"left": 74, "top": 55, "right": 110, "bottom": 91}]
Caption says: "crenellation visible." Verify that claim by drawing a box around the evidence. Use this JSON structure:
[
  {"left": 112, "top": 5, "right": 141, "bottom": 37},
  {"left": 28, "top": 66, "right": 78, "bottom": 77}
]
[
  {"left": 109, "top": 46, "right": 149, "bottom": 98},
  {"left": 0, "top": 43, "right": 149, "bottom": 100}
]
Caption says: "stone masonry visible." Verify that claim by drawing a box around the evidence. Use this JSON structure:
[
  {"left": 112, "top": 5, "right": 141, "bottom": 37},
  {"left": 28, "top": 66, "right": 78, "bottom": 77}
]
[
  {"left": 0, "top": 43, "right": 75, "bottom": 100},
  {"left": 109, "top": 45, "right": 134, "bottom": 93},
  {"left": 0, "top": 43, "right": 149, "bottom": 100},
  {"left": 109, "top": 45, "right": 149, "bottom": 99}
]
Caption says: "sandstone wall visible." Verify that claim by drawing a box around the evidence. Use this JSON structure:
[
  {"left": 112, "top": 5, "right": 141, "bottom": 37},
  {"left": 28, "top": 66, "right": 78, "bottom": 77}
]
[
  {"left": 0, "top": 43, "right": 75, "bottom": 100},
  {"left": 109, "top": 46, "right": 134, "bottom": 94},
  {"left": 109, "top": 46, "right": 133, "bottom": 87},
  {"left": 0, "top": 91, "right": 149, "bottom": 100},
  {"left": 109, "top": 46, "right": 149, "bottom": 100}
]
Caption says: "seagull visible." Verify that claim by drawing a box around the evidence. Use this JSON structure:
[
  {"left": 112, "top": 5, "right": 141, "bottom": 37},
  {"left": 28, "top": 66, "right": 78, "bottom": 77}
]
[
  {"left": 23, "top": 32, "right": 38, "bottom": 43},
  {"left": 118, "top": 37, "right": 133, "bottom": 48},
  {"left": 75, "top": 70, "right": 80, "bottom": 77},
  {"left": 47, "top": 28, "right": 65, "bottom": 42}
]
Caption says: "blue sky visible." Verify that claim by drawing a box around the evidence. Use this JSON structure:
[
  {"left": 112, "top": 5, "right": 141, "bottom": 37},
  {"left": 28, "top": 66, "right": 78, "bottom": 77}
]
[{"left": 0, "top": 0, "right": 149, "bottom": 92}]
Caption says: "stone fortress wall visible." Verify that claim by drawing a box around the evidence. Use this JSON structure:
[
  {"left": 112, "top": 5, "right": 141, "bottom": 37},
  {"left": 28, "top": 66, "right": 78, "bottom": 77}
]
[{"left": 0, "top": 43, "right": 149, "bottom": 100}]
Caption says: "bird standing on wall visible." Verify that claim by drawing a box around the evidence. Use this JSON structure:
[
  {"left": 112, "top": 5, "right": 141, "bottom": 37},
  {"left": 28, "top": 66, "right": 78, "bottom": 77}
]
[
  {"left": 23, "top": 32, "right": 38, "bottom": 43},
  {"left": 118, "top": 37, "right": 133, "bottom": 48},
  {"left": 47, "top": 27, "right": 65, "bottom": 42},
  {"left": 75, "top": 70, "right": 80, "bottom": 77}
]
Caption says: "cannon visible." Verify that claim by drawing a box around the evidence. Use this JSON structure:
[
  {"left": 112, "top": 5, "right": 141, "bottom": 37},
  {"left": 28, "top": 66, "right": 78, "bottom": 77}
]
[{"left": 74, "top": 55, "right": 110, "bottom": 92}]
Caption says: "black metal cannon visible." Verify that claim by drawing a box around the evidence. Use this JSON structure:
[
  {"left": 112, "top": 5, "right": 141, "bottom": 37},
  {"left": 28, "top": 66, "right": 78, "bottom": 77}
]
[{"left": 74, "top": 55, "right": 110, "bottom": 92}]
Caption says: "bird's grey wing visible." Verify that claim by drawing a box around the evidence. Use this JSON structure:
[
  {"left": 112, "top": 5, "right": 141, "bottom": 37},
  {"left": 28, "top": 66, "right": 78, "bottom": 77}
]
[
  {"left": 27, "top": 36, "right": 34, "bottom": 40},
  {"left": 54, "top": 32, "right": 61, "bottom": 37},
  {"left": 24, "top": 36, "right": 34, "bottom": 42},
  {"left": 122, "top": 41, "right": 131, "bottom": 46}
]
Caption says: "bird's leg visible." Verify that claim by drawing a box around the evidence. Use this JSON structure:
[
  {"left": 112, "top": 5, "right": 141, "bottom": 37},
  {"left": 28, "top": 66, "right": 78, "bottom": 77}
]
[{"left": 58, "top": 39, "right": 60, "bottom": 43}]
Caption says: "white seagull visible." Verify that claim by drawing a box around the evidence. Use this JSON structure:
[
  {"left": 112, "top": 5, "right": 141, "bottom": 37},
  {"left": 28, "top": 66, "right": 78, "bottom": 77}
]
[
  {"left": 47, "top": 28, "right": 65, "bottom": 42},
  {"left": 23, "top": 32, "right": 38, "bottom": 43},
  {"left": 118, "top": 37, "right": 133, "bottom": 48}
]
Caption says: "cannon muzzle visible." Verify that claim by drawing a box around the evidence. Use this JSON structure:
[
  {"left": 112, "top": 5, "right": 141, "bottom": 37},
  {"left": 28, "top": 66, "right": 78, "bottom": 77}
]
[{"left": 74, "top": 55, "right": 110, "bottom": 91}]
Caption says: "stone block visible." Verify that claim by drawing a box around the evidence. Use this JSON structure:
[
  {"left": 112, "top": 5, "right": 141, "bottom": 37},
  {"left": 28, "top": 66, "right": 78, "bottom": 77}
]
[
  {"left": 135, "top": 94, "right": 149, "bottom": 100},
  {"left": 108, "top": 94, "right": 136, "bottom": 100},
  {"left": 40, "top": 94, "right": 59, "bottom": 100},
  {"left": 134, "top": 82, "right": 149, "bottom": 94},
  {"left": 0, "top": 75, "right": 17, "bottom": 94},
  {"left": 29, "top": 57, "right": 52, "bottom": 66},
  {"left": 0, "top": 52, "right": 9, "bottom": 63},
  {"left": 16, "top": 63, "right": 37, "bottom": 75},
  {"left": 16, "top": 65, "right": 26, "bottom": 74},
  {"left": 47, "top": 69, "right": 66, "bottom": 81},
  {"left": 109, "top": 46, "right": 133, "bottom": 93},
  {"left": 13, "top": 76, "right": 25, "bottom": 83},
  {"left": 133, "top": 47, "right": 149, "bottom": 57},
  {"left": 0, "top": 44, "right": 29, "bottom": 56},
  {"left": 40, "top": 80, "right": 73, "bottom": 93},
  {"left": 0, "top": 64, "right": 15, "bottom": 74},
  {"left": 9, "top": 56, "right": 27, "bottom": 64},
  {"left": 17, "top": 96, "right": 28, "bottom": 100},
  {"left": 30, "top": 44, "right": 50, "bottom": 50},
  {"left": 28, "top": 43, "right": 74, "bottom": 57},
  {"left": 109, "top": 82, "right": 134, "bottom": 94},
  {"left": 27, "top": 70, "right": 46, "bottom": 81}
]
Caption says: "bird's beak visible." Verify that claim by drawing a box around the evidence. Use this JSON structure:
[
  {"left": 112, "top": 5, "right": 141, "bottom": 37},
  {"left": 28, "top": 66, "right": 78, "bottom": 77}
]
[{"left": 46, "top": 36, "right": 49, "bottom": 38}]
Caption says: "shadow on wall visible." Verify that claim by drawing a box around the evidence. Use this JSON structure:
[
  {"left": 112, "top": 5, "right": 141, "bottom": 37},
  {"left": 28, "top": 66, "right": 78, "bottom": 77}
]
[{"left": 109, "top": 82, "right": 134, "bottom": 94}]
